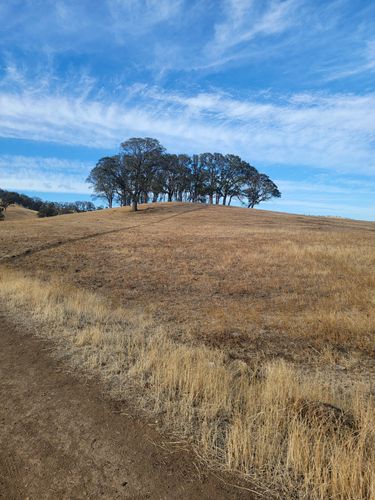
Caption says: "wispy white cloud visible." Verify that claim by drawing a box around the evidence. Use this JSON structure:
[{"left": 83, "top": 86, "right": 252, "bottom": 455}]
[
  {"left": 1, "top": 81, "right": 375, "bottom": 176},
  {"left": 0, "top": 0, "right": 186, "bottom": 65},
  {"left": 107, "top": 0, "right": 183, "bottom": 31},
  {"left": 201, "top": 0, "right": 300, "bottom": 68},
  {"left": 211, "top": 0, "right": 298, "bottom": 51},
  {"left": 1, "top": 0, "right": 374, "bottom": 81},
  {"left": 266, "top": 197, "right": 374, "bottom": 220},
  {"left": 275, "top": 179, "right": 375, "bottom": 195},
  {"left": 325, "top": 39, "right": 375, "bottom": 81},
  {"left": 266, "top": 176, "right": 375, "bottom": 220},
  {"left": 0, "top": 155, "right": 92, "bottom": 193}
]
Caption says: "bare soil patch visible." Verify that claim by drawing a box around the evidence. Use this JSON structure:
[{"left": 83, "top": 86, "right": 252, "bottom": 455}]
[{"left": 0, "top": 306, "right": 251, "bottom": 499}]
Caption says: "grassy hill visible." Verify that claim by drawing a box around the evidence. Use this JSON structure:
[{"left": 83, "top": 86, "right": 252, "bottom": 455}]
[
  {"left": 1, "top": 202, "right": 374, "bottom": 497},
  {"left": 2, "top": 204, "right": 38, "bottom": 222},
  {"left": 1, "top": 202, "right": 374, "bottom": 358}
]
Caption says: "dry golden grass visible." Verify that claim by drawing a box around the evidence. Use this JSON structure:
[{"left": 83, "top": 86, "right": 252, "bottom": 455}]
[
  {"left": 1, "top": 204, "right": 37, "bottom": 222},
  {"left": 1, "top": 203, "right": 374, "bottom": 363},
  {"left": 0, "top": 266, "right": 374, "bottom": 499},
  {"left": 0, "top": 202, "right": 374, "bottom": 498}
]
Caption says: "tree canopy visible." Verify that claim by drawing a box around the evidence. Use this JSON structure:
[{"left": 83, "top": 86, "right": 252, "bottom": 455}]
[{"left": 86, "top": 137, "right": 281, "bottom": 211}]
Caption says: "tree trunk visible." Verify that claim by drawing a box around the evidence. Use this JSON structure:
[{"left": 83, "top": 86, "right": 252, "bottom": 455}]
[
  {"left": 222, "top": 195, "right": 227, "bottom": 206},
  {"left": 132, "top": 199, "right": 138, "bottom": 212},
  {"left": 209, "top": 194, "right": 213, "bottom": 204}
]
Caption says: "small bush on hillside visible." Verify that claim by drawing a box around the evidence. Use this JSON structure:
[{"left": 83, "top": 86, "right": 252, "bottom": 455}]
[{"left": 0, "top": 197, "right": 9, "bottom": 220}]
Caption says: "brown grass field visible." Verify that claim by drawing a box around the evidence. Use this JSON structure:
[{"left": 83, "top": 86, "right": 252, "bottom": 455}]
[
  {"left": 1, "top": 202, "right": 374, "bottom": 498},
  {"left": 2, "top": 204, "right": 37, "bottom": 221}
]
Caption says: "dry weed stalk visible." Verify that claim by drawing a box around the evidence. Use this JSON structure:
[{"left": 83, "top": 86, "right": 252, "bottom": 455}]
[{"left": 1, "top": 266, "right": 374, "bottom": 499}]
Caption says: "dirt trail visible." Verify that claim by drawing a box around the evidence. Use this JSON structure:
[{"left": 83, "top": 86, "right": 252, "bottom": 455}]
[{"left": 0, "top": 307, "right": 252, "bottom": 499}]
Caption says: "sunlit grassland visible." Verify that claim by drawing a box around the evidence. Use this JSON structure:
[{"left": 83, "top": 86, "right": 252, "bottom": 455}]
[{"left": 1, "top": 203, "right": 374, "bottom": 498}]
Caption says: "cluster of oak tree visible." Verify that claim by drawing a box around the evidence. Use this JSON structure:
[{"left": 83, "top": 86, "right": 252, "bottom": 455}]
[
  {"left": 36, "top": 200, "right": 96, "bottom": 217},
  {"left": 87, "top": 137, "right": 281, "bottom": 212}
]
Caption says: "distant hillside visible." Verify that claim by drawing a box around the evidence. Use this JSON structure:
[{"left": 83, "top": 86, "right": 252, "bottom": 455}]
[
  {"left": 0, "top": 189, "right": 96, "bottom": 218},
  {"left": 2, "top": 204, "right": 38, "bottom": 222}
]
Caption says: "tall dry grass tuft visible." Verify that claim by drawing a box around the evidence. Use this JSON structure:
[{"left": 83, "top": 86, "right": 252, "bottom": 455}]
[{"left": 1, "top": 266, "right": 374, "bottom": 499}]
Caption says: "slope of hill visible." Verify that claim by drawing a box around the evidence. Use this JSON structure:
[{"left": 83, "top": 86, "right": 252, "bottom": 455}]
[
  {"left": 0, "top": 202, "right": 374, "bottom": 498},
  {"left": 1, "top": 202, "right": 374, "bottom": 358},
  {"left": 2, "top": 203, "right": 38, "bottom": 222}
]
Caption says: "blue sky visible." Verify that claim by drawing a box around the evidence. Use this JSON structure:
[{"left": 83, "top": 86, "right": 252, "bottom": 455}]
[{"left": 0, "top": 0, "right": 374, "bottom": 219}]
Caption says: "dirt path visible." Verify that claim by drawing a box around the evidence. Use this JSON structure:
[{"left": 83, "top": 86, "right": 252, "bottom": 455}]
[
  {"left": 0, "top": 307, "right": 253, "bottom": 499},
  {"left": 0, "top": 204, "right": 209, "bottom": 265}
]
